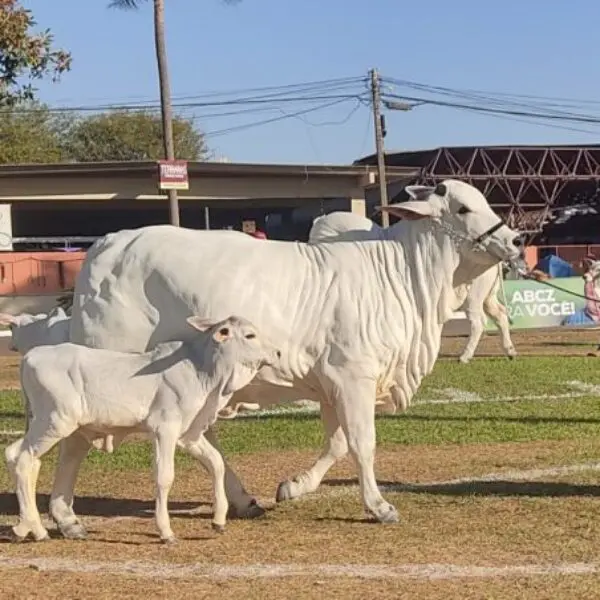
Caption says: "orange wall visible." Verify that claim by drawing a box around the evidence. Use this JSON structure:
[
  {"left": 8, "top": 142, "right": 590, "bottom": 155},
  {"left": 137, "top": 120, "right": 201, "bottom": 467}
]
[{"left": 0, "top": 252, "right": 86, "bottom": 295}]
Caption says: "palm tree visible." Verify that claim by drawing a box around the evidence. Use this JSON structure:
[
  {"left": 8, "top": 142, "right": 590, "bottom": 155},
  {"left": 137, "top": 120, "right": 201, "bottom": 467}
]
[{"left": 110, "top": 0, "right": 237, "bottom": 226}]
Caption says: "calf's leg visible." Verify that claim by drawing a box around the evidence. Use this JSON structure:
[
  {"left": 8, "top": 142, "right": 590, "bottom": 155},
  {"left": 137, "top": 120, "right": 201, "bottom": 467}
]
[
  {"left": 153, "top": 425, "right": 179, "bottom": 543},
  {"left": 276, "top": 401, "right": 348, "bottom": 501},
  {"left": 49, "top": 432, "right": 92, "bottom": 540},
  {"left": 6, "top": 423, "right": 71, "bottom": 541},
  {"left": 181, "top": 435, "right": 228, "bottom": 532},
  {"left": 202, "top": 427, "right": 264, "bottom": 519}
]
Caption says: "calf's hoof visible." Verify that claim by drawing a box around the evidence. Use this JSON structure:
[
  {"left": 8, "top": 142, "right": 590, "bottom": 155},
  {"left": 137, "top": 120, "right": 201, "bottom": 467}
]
[
  {"left": 458, "top": 356, "right": 471, "bottom": 364},
  {"left": 211, "top": 522, "right": 226, "bottom": 534},
  {"left": 227, "top": 498, "right": 265, "bottom": 519},
  {"left": 161, "top": 536, "right": 177, "bottom": 545},
  {"left": 275, "top": 481, "right": 294, "bottom": 503}
]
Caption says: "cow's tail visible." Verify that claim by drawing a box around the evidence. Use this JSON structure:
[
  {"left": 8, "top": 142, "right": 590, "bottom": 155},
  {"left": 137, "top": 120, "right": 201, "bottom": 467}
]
[{"left": 498, "top": 263, "right": 513, "bottom": 325}]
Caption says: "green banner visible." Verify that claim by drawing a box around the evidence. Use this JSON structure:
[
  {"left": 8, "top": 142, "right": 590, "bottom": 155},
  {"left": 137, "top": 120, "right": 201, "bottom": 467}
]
[{"left": 485, "top": 277, "right": 590, "bottom": 330}]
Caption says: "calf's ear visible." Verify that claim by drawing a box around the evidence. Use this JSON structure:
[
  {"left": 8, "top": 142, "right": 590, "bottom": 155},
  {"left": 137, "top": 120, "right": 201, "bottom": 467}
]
[{"left": 186, "top": 316, "right": 220, "bottom": 332}]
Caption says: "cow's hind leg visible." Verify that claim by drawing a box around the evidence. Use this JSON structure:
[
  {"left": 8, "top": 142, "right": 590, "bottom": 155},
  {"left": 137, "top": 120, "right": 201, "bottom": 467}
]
[
  {"left": 202, "top": 427, "right": 264, "bottom": 519},
  {"left": 459, "top": 310, "right": 486, "bottom": 364},
  {"left": 334, "top": 378, "right": 398, "bottom": 524},
  {"left": 49, "top": 432, "right": 92, "bottom": 540},
  {"left": 483, "top": 296, "right": 516, "bottom": 359},
  {"left": 276, "top": 401, "right": 347, "bottom": 502}
]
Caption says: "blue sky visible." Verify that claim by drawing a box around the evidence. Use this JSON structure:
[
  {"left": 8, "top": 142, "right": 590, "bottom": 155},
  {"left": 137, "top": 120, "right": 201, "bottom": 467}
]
[{"left": 25, "top": 0, "right": 600, "bottom": 164}]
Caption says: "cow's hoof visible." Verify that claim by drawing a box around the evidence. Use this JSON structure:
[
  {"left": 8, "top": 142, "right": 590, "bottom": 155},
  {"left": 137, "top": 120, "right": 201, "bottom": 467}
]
[
  {"left": 275, "top": 481, "right": 294, "bottom": 503},
  {"left": 58, "top": 522, "right": 88, "bottom": 540},
  {"left": 458, "top": 356, "right": 471, "bottom": 364},
  {"left": 9, "top": 529, "right": 29, "bottom": 543},
  {"left": 227, "top": 498, "right": 265, "bottom": 519},
  {"left": 211, "top": 522, "right": 226, "bottom": 534},
  {"left": 33, "top": 531, "right": 50, "bottom": 542},
  {"left": 371, "top": 503, "right": 399, "bottom": 524},
  {"left": 161, "top": 536, "right": 177, "bottom": 545}
]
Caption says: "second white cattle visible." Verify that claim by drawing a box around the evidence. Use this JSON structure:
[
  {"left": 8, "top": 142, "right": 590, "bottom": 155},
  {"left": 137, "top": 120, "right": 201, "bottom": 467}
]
[{"left": 309, "top": 210, "right": 516, "bottom": 364}]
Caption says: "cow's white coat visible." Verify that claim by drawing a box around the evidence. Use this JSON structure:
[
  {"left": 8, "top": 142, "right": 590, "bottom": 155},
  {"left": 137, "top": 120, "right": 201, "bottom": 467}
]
[{"left": 55, "top": 179, "right": 521, "bottom": 528}]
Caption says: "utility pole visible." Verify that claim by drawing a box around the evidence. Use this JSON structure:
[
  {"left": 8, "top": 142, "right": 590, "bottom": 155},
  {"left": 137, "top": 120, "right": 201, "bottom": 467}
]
[{"left": 370, "top": 68, "right": 389, "bottom": 228}]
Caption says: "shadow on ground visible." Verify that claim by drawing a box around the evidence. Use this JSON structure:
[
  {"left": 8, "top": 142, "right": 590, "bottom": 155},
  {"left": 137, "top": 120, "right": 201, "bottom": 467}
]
[
  {"left": 0, "top": 493, "right": 210, "bottom": 518},
  {"left": 323, "top": 478, "right": 600, "bottom": 498}
]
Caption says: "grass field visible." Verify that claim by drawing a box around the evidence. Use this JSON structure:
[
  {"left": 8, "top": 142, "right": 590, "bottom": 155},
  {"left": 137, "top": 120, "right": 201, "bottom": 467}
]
[{"left": 0, "top": 331, "right": 600, "bottom": 599}]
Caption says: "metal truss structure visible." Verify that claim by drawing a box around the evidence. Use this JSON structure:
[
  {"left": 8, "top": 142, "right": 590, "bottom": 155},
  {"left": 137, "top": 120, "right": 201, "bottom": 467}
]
[{"left": 416, "top": 146, "right": 600, "bottom": 234}]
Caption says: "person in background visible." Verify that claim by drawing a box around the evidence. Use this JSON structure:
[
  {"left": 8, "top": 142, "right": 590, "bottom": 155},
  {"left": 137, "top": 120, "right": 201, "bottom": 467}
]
[{"left": 248, "top": 230, "right": 267, "bottom": 240}]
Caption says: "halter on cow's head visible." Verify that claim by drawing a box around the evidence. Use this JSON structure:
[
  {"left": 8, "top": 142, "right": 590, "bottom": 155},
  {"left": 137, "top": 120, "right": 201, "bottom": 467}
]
[{"left": 377, "top": 179, "right": 523, "bottom": 269}]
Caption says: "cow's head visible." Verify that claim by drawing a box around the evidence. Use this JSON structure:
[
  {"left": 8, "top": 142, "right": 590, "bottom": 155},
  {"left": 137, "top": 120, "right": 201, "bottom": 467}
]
[
  {"left": 0, "top": 312, "right": 48, "bottom": 353},
  {"left": 378, "top": 179, "right": 522, "bottom": 270},
  {"left": 187, "top": 314, "right": 281, "bottom": 396}
]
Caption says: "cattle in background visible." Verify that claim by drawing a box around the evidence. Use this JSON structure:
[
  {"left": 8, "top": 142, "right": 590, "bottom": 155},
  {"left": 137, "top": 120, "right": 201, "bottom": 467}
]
[{"left": 308, "top": 211, "right": 516, "bottom": 364}]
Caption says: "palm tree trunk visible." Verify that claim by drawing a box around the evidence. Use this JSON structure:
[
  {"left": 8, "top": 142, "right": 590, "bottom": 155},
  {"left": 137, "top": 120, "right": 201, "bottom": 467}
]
[{"left": 153, "top": 0, "right": 179, "bottom": 226}]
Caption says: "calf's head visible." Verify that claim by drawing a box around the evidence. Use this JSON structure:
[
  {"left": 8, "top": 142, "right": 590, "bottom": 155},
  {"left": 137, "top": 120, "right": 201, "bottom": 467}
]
[
  {"left": 187, "top": 314, "right": 281, "bottom": 395},
  {"left": 379, "top": 179, "right": 522, "bottom": 269}
]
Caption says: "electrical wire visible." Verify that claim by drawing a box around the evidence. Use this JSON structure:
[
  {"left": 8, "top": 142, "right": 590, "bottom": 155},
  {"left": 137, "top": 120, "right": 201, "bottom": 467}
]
[{"left": 203, "top": 96, "right": 363, "bottom": 138}]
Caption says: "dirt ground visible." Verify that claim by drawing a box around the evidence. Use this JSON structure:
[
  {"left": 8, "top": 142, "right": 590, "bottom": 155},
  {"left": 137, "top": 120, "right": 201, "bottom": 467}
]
[
  {"left": 0, "top": 441, "right": 599, "bottom": 598},
  {"left": 1, "top": 330, "right": 600, "bottom": 598}
]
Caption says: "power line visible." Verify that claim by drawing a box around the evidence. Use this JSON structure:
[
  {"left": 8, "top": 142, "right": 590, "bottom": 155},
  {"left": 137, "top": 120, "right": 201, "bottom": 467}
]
[
  {"left": 203, "top": 96, "right": 363, "bottom": 139},
  {"left": 381, "top": 91, "right": 600, "bottom": 126},
  {"left": 44, "top": 76, "right": 367, "bottom": 108}
]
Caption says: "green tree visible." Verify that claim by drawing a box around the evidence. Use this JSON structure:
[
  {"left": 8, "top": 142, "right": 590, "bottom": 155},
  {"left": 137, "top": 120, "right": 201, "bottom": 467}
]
[
  {"left": 109, "top": 0, "right": 238, "bottom": 226},
  {"left": 63, "top": 110, "right": 208, "bottom": 162},
  {"left": 0, "top": 102, "right": 69, "bottom": 163},
  {"left": 0, "top": 0, "right": 71, "bottom": 106}
]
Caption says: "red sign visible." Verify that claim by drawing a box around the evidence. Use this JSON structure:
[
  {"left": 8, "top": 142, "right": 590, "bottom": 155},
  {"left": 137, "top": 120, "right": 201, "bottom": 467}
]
[{"left": 158, "top": 160, "right": 189, "bottom": 191}]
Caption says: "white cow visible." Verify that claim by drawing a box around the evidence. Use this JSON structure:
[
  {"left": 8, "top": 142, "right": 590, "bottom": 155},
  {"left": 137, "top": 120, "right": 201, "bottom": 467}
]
[
  {"left": 308, "top": 211, "right": 516, "bottom": 364},
  {"left": 5, "top": 315, "right": 279, "bottom": 543},
  {"left": 50, "top": 179, "right": 521, "bottom": 533},
  {"left": 0, "top": 307, "right": 70, "bottom": 354}
]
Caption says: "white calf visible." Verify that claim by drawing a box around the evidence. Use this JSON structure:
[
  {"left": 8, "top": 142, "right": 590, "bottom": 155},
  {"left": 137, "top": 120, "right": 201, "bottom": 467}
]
[{"left": 5, "top": 315, "right": 279, "bottom": 543}]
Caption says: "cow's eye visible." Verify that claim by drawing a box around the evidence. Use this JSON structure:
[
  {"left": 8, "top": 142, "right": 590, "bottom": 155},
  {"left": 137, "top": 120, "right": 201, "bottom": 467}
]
[
  {"left": 219, "top": 327, "right": 230, "bottom": 337},
  {"left": 458, "top": 206, "right": 471, "bottom": 215},
  {"left": 245, "top": 333, "right": 256, "bottom": 340}
]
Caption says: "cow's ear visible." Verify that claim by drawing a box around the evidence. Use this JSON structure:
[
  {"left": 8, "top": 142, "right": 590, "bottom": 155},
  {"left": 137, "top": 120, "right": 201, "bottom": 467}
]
[
  {"left": 404, "top": 185, "right": 436, "bottom": 201},
  {"left": 0, "top": 313, "right": 18, "bottom": 326},
  {"left": 377, "top": 200, "right": 438, "bottom": 221},
  {"left": 186, "top": 316, "right": 219, "bottom": 332}
]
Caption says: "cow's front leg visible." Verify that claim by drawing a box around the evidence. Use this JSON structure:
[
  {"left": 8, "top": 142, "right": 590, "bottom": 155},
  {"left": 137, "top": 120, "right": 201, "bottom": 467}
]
[
  {"left": 335, "top": 378, "right": 398, "bottom": 523},
  {"left": 276, "top": 400, "right": 347, "bottom": 502},
  {"left": 202, "top": 426, "right": 264, "bottom": 519}
]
